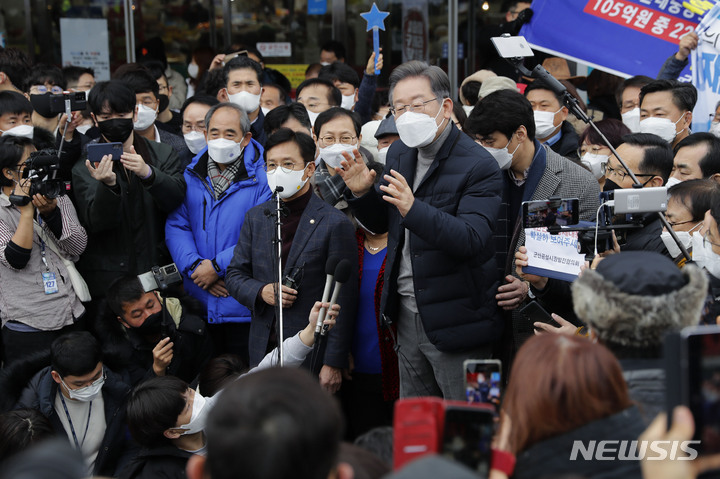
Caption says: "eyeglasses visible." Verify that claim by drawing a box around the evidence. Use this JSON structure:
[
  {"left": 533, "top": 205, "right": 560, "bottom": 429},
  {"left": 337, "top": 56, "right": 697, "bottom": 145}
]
[
  {"left": 138, "top": 99, "right": 158, "bottom": 108},
  {"left": 64, "top": 369, "right": 107, "bottom": 390},
  {"left": 577, "top": 145, "right": 606, "bottom": 158},
  {"left": 320, "top": 135, "right": 357, "bottom": 146},
  {"left": 32, "top": 85, "right": 63, "bottom": 95},
  {"left": 389, "top": 97, "right": 440, "bottom": 116},
  {"left": 265, "top": 161, "right": 306, "bottom": 173},
  {"left": 183, "top": 122, "right": 205, "bottom": 133},
  {"left": 602, "top": 163, "right": 655, "bottom": 182},
  {"left": 667, "top": 219, "right": 699, "bottom": 228}
]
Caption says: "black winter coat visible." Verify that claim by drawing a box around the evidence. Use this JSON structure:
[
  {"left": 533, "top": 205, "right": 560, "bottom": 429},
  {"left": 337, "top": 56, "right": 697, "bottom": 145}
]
[
  {"left": 119, "top": 445, "right": 193, "bottom": 479},
  {"left": 16, "top": 366, "right": 134, "bottom": 477},
  {"left": 347, "top": 124, "right": 504, "bottom": 352}
]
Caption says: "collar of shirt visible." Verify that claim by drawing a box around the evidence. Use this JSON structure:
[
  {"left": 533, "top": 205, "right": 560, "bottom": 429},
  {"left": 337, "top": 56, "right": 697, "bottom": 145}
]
[
  {"left": 543, "top": 127, "right": 563, "bottom": 147},
  {"left": 154, "top": 125, "right": 161, "bottom": 143}
]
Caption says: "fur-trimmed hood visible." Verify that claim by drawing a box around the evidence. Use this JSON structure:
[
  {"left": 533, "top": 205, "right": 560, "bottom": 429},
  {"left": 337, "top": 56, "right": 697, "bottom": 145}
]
[{"left": 572, "top": 263, "right": 707, "bottom": 348}]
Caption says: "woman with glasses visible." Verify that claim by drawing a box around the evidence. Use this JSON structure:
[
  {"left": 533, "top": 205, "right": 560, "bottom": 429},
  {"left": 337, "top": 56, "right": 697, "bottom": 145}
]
[
  {"left": 0, "top": 136, "right": 88, "bottom": 366},
  {"left": 577, "top": 118, "right": 630, "bottom": 190}
]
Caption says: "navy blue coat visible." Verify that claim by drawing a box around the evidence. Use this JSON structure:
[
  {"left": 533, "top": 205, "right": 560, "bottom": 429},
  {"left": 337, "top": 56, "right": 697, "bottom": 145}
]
[
  {"left": 225, "top": 192, "right": 358, "bottom": 367},
  {"left": 347, "top": 124, "right": 504, "bottom": 352}
]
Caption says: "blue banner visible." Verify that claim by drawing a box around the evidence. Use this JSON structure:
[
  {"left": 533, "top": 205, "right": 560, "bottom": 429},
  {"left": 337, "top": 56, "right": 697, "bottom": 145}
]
[{"left": 519, "top": 0, "right": 702, "bottom": 79}]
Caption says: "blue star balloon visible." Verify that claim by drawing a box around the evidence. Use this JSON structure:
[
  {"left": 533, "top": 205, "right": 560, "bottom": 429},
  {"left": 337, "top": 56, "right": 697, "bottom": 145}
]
[
  {"left": 361, "top": 3, "right": 390, "bottom": 75},
  {"left": 361, "top": 3, "right": 390, "bottom": 32}
]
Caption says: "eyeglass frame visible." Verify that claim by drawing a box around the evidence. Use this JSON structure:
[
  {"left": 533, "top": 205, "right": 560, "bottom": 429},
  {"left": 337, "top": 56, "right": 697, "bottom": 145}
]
[
  {"left": 389, "top": 97, "right": 441, "bottom": 116},
  {"left": 264, "top": 160, "right": 308, "bottom": 174},
  {"left": 602, "top": 163, "right": 656, "bottom": 182},
  {"left": 319, "top": 135, "right": 357, "bottom": 146}
]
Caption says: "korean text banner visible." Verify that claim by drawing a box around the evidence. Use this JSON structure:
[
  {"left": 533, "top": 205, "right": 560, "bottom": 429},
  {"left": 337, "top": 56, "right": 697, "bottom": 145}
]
[
  {"left": 691, "top": 4, "right": 720, "bottom": 132},
  {"left": 520, "top": 0, "right": 702, "bottom": 78}
]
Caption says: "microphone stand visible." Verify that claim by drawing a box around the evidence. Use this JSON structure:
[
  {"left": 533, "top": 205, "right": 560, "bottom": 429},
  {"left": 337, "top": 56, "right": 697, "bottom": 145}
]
[
  {"left": 271, "top": 187, "right": 285, "bottom": 366},
  {"left": 506, "top": 57, "right": 690, "bottom": 262}
]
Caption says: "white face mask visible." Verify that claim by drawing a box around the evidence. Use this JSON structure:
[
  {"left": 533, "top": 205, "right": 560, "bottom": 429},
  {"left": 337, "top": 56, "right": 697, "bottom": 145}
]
[
  {"left": 341, "top": 94, "right": 355, "bottom": 110},
  {"left": 320, "top": 62, "right": 331, "bottom": 66},
  {"left": 76, "top": 124, "right": 92, "bottom": 136},
  {"left": 228, "top": 91, "right": 261, "bottom": 113},
  {"left": 179, "top": 391, "right": 208, "bottom": 436},
  {"left": 621, "top": 107, "right": 641, "bottom": 133},
  {"left": 581, "top": 152, "right": 610, "bottom": 180},
  {"left": 660, "top": 222, "right": 700, "bottom": 258},
  {"left": 483, "top": 136, "right": 519, "bottom": 170},
  {"left": 184, "top": 131, "right": 207, "bottom": 155},
  {"left": 134, "top": 103, "right": 157, "bottom": 131},
  {"left": 693, "top": 231, "right": 720, "bottom": 277},
  {"left": 711, "top": 121, "right": 720, "bottom": 138},
  {"left": 1, "top": 124, "right": 34, "bottom": 139},
  {"left": 261, "top": 106, "right": 271, "bottom": 117},
  {"left": 187, "top": 63, "right": 200, "bottom": 79},
  {"left": 307, "top": 109, "right": 320, "bottom": 128},
  {"left": 267, "top": 164, "right": 309, "bottom": 199},
  {"left": 639, "top": 115, "right": 685, "bottom": 143},
  {"left": 534, "top": 108, "right": 562, "bottom": 139},
  {"left": 319, "top": 143, "right": 355, "bottom": 169},
  {"left": 377, "top": 147, "right": 388, "bottom": 164},
  {"left": 395, "top": 105, "right": 446, "bottom": 149},
  {"left": 462, "top": 105, "right": 474, "bottom": 116},
  {"left": 665, "top": 176, "right": 682, "bottom": 188},
  {"left": 208, "top": 138, "right": 243, "bottom": 164},
  {"left": 61, "top": 372, "right": 105, "bottom": 402}
]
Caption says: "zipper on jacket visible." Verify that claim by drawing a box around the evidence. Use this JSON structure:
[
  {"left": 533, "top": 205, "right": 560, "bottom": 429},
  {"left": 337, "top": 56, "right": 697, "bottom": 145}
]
[{"left": 203, "top": 197, "right": 207, "bottom": 230}]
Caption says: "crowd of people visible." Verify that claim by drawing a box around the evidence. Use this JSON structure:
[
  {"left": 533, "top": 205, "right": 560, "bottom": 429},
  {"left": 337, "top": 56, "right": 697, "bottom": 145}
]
[{"left": 2, "top": 0, "right": 720, "bottom": 476}]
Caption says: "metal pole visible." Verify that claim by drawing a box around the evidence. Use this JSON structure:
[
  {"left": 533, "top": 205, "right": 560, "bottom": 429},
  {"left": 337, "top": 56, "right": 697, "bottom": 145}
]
[
  {"left": 223, "top": 0, "right": 232, "bottom": 51},
  {"left": 332, "top": 0, "right": 347, "bottom": 60},
  {"left": 24, "top": 0, "right": 34, "bottom": 63},
  {"left": 124, "top": 0, "right": 136, "bottom": 63},
  {"left": 448, "top": 0, "right": 458, "bottom": 101}
]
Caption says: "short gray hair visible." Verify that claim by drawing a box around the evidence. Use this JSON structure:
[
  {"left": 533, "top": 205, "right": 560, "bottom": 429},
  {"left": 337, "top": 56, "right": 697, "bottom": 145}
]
[
  {"left": 205, "top": 102, "right": 251, "bottom": 136},
  {"left": 388, "top": 61, "right": 451, "bottom": 105}
]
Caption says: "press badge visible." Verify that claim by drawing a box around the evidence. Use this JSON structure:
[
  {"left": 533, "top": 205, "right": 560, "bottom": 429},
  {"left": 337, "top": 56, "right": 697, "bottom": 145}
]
[{"left": 42, "top": 272, "right": 59, "bottom": 294}]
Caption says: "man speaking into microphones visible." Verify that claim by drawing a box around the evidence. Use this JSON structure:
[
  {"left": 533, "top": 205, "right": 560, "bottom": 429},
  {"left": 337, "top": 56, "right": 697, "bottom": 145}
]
[{"left": 225, "top": 128, "right": 358, "bottom": 394}]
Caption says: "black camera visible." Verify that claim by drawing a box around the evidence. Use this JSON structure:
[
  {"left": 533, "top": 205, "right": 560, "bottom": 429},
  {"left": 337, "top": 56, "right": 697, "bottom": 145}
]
[
  {"left": 282, "top": 264, "right": 304, "bottom": 291},
  {"left": 138, "top": 263, "right": 183, "bottom": 292},
  {"left": 9, "top": 149, "right": 67, "bottom": 207},
  {"left": 34, "top": 91, "right": 87, "bottom": 116}
]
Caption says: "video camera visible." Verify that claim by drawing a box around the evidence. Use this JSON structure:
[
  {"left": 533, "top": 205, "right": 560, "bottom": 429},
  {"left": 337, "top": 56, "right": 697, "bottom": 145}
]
[
  {"left": 9, "top": 149, "right": 68, "bottom": 207},
  {"left": 137, "top": 263, "right": 182, "bottom": 293},
  {"left": 534, "top": 188, "right": 668, "bottom": 258},
  {"left": 32, "top": 91, "right": 87, "bottom": 116}
]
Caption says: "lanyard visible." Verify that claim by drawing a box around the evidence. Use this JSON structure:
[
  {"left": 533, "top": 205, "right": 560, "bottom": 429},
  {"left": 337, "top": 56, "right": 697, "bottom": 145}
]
[
  {"left": 59, "top": 393, "right": 93, "bottom": 450},
  {"left": 37, "top": 216, "right": 49, "bottom": 272}
]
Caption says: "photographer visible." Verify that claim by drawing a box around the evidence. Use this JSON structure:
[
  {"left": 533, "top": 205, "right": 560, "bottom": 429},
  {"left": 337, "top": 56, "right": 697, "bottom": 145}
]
[
  {"left": 0, "top": 135, "right": 88, "bottom": 365},
  {"left": 92, "top": 274, "right": 213, "bottom": 386},
  {"left": 70, "top": 80, "right": 186, "bottom": 299}
]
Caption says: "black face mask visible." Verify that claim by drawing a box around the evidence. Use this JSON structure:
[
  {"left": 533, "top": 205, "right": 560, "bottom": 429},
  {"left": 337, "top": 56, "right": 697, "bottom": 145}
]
[
  {"left": 29, "top": 93, "right": 57, "bottom": 119},
  {"left": 158, "top": 94, "right": 170, "bottom": 113},
  {"left": 97, "top": 118, "right": 133, "bottom": 143},
  {"left": 603, "top": 179, "right": 621, "bottom": 192},
  {"left": 135, "top": 308, "right": 165, "bottom": 336}
]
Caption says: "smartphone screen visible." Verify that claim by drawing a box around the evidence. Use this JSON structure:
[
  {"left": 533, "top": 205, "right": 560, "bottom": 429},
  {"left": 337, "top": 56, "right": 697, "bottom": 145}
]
[
  {"left": 522, "top": 198, "right": 579, "bottom": 229},
  {"left": 686, "top": 327, "right": 720, "bottom": 454},
  {"left": 464, "top": 359, "right": 502, "bottom": 408},
  {"left": 442, "top": 406, "right": 494, "bottom": 477}
]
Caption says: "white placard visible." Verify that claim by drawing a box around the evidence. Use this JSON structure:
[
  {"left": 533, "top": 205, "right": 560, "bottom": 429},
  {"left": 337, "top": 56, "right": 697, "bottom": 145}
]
[
  {"left": 523, "top": 227, "right": 585, "bottom": 282},
  {"left": 60, "top": 18, "right": 111, "bottom": 82},
  {"left": 257, "top": 42, "right": 292, "bottom": 58}
]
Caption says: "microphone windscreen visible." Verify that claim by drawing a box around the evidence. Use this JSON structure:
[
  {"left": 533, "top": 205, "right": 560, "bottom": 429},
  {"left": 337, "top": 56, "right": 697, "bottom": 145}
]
[
  {"left": 333, "top": 259, "right": 352, "bottom": 284},
  {"left": 325, "top": 256, "right": 341, "bottom": 276}
]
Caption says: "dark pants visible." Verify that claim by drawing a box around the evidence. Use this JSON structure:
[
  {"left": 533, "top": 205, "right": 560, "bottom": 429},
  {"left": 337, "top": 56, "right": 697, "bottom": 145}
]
[
  {"left": 2, "top": 315, "right": 87, "bottom": 367},
  {"left": 207, "top": 322, "right": 251, "bottom": 366},
  {"left": 340, "top": 372, "right": 395, "bottom": 441}
]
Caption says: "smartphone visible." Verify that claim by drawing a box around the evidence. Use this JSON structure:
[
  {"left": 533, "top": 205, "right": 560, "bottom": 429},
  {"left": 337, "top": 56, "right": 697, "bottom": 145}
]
[
  {"left": 667, "top": 325, "right": 720, "bottom": 455},
  {"left": 463, "top": 359, "right": 502, "bottom": 408},
  {"left": 393, "top": 397, "right": 445, "bottom": 469},
  {"left": 223, "top": 50, "right": 248, "bottom": 64},
  {"left": 441, "top": 403, "right": 495, "bottom": 476},
  {"left": 518, "top": 300, "right": 555, "bottom": 328},
  {"left": 87, "top": 142, "right": 123, "bottom": 163},
  {"left": 491, "top": 35, "right": 534, "bottom": 58},
  {"left": 522, "top": 198, "right": 579, "bottom": 229}
]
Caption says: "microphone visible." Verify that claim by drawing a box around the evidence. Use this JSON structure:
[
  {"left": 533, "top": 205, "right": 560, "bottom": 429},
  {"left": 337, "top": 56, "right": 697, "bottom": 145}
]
[
  {"left": 321, "top": 259, "right": 352, "bottom": 336},
  {"left": 530, "top": 65, "right": 567, "bottom": 98},
  {"left": 315, "top": 256, "right": 340, "bottom": 335}
]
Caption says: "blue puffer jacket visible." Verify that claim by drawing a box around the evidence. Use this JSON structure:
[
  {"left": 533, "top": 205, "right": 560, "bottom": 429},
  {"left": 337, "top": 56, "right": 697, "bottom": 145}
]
[{"left": 165, "top": 139, "right": 271, "bottom": 324}]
